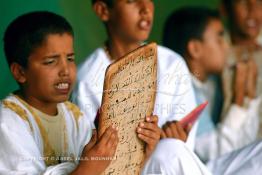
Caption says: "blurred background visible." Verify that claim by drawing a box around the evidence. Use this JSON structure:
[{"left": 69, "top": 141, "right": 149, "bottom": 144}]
[{"left": 0, "top": 0, "right": 220, "bottom": 99}]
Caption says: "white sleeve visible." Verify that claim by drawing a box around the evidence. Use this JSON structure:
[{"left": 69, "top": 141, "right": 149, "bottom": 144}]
[
  {"left": 0, "top": 111, "right": 47, "bottom": 174},
  {"left": 207, "top": 139, "right": 262, "bottom": 175},
  {"left": 71, "top": 81, "right": 98, "bottom": 129},
  {"left": 195, "top": 97, "right": 261, "bottom": 161},
  {"left": 164, "top": 58, "right": 197, "bottom": 150},
  {"left": 142, "top": 139, "right": 212, "bottom": 175},
  {"left": 0, "top": 108, "right": 91, "bottom": 175}
]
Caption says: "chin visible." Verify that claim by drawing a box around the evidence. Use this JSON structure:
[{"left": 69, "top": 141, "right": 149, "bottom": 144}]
[{"left": 54, "top": 95, "right": 70, "bottom": 103}]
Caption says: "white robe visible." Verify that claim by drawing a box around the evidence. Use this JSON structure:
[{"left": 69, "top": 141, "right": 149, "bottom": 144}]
[
  {"left": 0, "top": 95, "right": 92, "bottom": 175},
  {"left": 71, "top": 45, "right": 198, "bottom": 150},
  {"left": 144, "top": 138, "right": 262, "bottom": 175},
  {"left": 192, "top": 75, "right": 261, "bottom": 162}
]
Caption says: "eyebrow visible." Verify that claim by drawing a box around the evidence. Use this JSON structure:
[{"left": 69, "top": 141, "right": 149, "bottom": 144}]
[
  {"left": 218, "top": 30, "right": 224, "bottom": 36},
  {"left": 44, "top": 52, "right": 75, "bottom": 59}
]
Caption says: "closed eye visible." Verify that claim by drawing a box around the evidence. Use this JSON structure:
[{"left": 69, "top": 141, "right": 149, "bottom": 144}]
[{"left": 67, "top": 53, "right": 75, "bottom": 62}]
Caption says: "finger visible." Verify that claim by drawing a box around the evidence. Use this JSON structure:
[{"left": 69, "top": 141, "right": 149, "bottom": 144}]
[
  {"left": 106, "top": 127, "right": 118, "bottom": 146},
  {"left": 163, "top": 123, "right": 174, "bottom": 138},
  {"left": 137, "top": 126, "right": 160, "bottom": 140},
  {"left": 169, "top": 122, "right": 179, "bottom": 138},
  {"left": 138, "top": 133, "right": 157, "bottom": 146},
  {"left": 176, "top": 122, "right": 187, "bottom": 141},
  {"left": 246, "top": 60, "right": 257, "bottom": 98},
  {"left": 99, "top": 126, "right": 114, "bottom": 145},
  {"left": 145, "top": 115, "right": 158, "bottom": 124},
  {"left": 109, "top": 134, "right": 119, "bottom": 156},
  {"left": 160, "top": 129, "right": 167, "bottom": 138},
  {"left": 139, "top": 121, "right": 161, "bottom": 133}
]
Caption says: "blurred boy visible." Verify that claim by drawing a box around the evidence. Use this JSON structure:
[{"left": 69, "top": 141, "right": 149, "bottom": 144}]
[
  {"left": 221, "top": 0, "right": 262, "bottom": 138},
  {"left": 72, "top": 0, "right": 198, "bottom": 149},
  {"left": 0, "top": 11, "right": 160, "bottom": 174},
  {"left": 163, "top": 6, "right": 260, "bottom": 162}
]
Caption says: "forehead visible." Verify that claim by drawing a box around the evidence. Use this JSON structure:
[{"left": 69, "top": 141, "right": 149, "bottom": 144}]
[
  {"left": 203, "top": 19, "right": 223, "bottom": 36},
  {"left": 29, "top": 33, "right": 74, "bottom": 57}
]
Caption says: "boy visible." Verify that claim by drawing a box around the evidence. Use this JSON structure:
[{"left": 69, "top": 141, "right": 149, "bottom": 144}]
[
  {"left": 163, "top": 6, "right": 260, "bottom": 162},
  {"left": 0, "top": 11, "right": 160, "bottom": 174},
  {"left": 72, "top": 0, "right": 197, "bottom": 149},
  {"left": 150, "top": 6, "right": 262, "bottom": 174},
  {"left": 221, "top": 0, "right": 262, "bottom": 138}
]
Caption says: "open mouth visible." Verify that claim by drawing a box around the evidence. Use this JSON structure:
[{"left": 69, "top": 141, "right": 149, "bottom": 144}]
[
  {"left": 55, "top": 83, "right": 69, "bottom": 90},
  {"left": 246, "top": 18, "right": 258, "bottom": 28},
  {"left": 54, "top": 82, "right": 71, "bottom": 94},
  {"left": 139, "top": 19, "right": 152, "bottom": 30}
]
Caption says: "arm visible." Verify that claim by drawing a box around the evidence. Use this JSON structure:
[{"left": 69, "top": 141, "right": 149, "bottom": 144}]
[
  {"left": 71, "top": 126, "right": 118, "bottom": 175},
  {"left": 136, "top": 115, "right": 161, "bottom": 161}
]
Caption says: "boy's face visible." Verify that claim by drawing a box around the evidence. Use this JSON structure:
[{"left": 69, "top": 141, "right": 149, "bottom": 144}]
[
  {"left": 106, "top": 0, "right": 154, "bottom": 43},
  {"left": 230, "top": 0, "right": 262, "bottom": 39},
  {"left": 21, "top": 33, "right": 76, "bottom": 105},
  {"left": 199, "top": 19, "right": 228, "bottom": 74}
]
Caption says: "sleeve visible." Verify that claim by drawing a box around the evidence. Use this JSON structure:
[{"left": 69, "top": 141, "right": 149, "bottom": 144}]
[
  {"left": 171, "top": 59, "right": 198, "bottom": 150},
  {"left": 207, "top": 139, "right": 262, "bottom": 175},
  {"left": 0, "top": 107, "right": 89, "bottom": 175},
  {"left": 195, "top": 97, "right": 261, "bottom": 162},
  {"left": 142, "top": 139, "right": 212, "bottom": 175},
  {"left": 71, "top": 80, "right": 98, "bottom": 129},
  {"left": 0, "top": 109, "right": 46, "bottom": 175},
  {"left": 163, "top": 57, "right": 198, "bottom": 150}
]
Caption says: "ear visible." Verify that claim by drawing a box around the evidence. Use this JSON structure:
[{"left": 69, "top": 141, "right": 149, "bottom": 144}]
[
  {"left": 93, "top": 1, "right": 110, "bottom": 22},
  {"left": 187, "top": 39, "right": 203, "bottom": 60},
  {"left": 10, "top": 63, "right": 27, "bottom": 83}
]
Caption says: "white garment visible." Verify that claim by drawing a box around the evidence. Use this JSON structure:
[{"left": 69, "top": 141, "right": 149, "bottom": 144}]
[
  {"left": 72, "top": 45, "right": 198, "bottom": 149},
  {"left": 0, "top": 95, "right": 92, "bottom": 175},
  {"left": 207, "top": 139, "right": 262, "bottom": 175},
  {"left": 144, "top": 138, "right": 262, "bottom": 175},
  {"left": 193, "top": 76, "right": 261, "bottom": 162}
]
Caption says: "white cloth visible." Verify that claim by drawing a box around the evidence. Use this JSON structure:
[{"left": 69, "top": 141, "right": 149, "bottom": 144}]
[
  {"left": 72, "top": 45, "right": 198, "bottom": 149},
  {"left": 0, "top": 95, "right": 92, "bottom": 175},
  {"left": 207, "top": 139, "right": 262, "bottom": 175},
  {"left": 144, "top": 138, "right": 262, "bottom": 175},
  {"left": 193, "top": 75, "right": 261, "bottom": 162},
  {"left": 142, "top": 139, "right": 212, "bottom": 175}
]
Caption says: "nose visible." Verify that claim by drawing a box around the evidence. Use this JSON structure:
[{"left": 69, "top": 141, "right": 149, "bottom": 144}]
[
  {"left": 139, "top": 0, "right": 152, "bottom": 15},
  {"left": 59, "top": 58, "right": 69, "bottom": 77},
  {"left": 247, "top": 0, "right": 260, "bottom": 16}
]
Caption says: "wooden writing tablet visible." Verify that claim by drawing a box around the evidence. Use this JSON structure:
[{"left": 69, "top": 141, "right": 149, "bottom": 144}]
[{"left": 99, "top": 42, "right": 157, "bottom": 175}]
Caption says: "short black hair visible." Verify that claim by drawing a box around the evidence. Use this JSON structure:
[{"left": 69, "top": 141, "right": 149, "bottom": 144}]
[
  {"left": 222, "top": 0, "right": 233, "bottom": 13},
  {"left": 3, "top": 11, "right": 73, "bottom": 68},
  {"left": 163, "top": 7, "right": 220, "bottom": 57},
  {"left": 92, "top": 0, "right": 114, "bottom": 7}
]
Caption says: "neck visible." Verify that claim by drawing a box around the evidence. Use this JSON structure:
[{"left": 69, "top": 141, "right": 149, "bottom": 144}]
[
  {"left": 231, "top": 32, "right": 258, "bottom": 48},
  {"left": 16, "top": 90, "right": 58, "bottom": 116},
  {"left": 105, "top": 38, "right": 142, "bottom": 61},
  {"left": 188, "top": 61, "right": 208, "bottom": 82}
]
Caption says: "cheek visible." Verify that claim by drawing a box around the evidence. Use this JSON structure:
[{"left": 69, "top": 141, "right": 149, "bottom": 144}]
[
  {"left": 69, "top": 65, "right": 77, "bottom": 81},
  {"left": 234, "top": 8, "right": 247, "bottom": 24}
]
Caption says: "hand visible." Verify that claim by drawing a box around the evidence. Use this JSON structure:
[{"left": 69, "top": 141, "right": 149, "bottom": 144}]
[
  {"left": 161, "top": 121, "right": 191, "bottom": 142},
  {"left": 233, "top": 62, "right": 248, "bottom": 106},
  {"left": 246, "top": 59, "right": 257, "bottom": 99},
  {"left": 83, "top": 129, "right": 98, "bottom": 152},
  {"left": 136, "top": 115, "right": 161, "bottom": 160},
  {"left": 71, "top": 126, "right": 118, "bottom": 175}
]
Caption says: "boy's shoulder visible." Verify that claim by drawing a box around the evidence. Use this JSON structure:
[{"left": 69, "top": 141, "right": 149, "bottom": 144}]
[
  {"left": 77, "top": 47, "right": 110, "bottom": 82},
  {"left": 157, "top": 45, "right": 184, "bottom": 61},
  {"left": 64, "top": 101, "right": 83, "bottom": 121},
  {"left": 0, "top": 95, "right": 32, "bottom": 127},
  {"left": 157, "top": 45, "right": 187, "bottom": 70}
]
